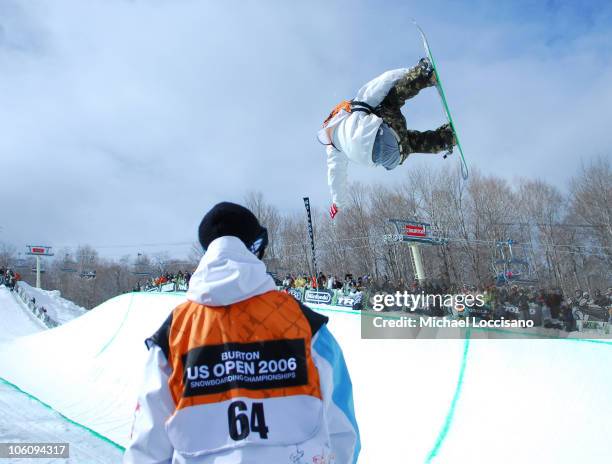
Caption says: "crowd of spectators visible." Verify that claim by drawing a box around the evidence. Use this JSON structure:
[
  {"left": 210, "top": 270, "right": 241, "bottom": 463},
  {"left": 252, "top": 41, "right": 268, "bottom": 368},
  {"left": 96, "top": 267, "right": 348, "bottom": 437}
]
[
  {"left": 133, "top": 271, "right": 192, "bottom": 292},
  {"left": 0, "top": 267, "right": 20, "bottom": 291},
  {"left": 129, "top": 265, "right": 612, "bottom": 331},
  {"left": 416, "top": 283, "right": 611, "bottom": 330},
  {"left": 281, "top": 272, "right": 371, "bottom": 294},
  {"left": 280, "top": 270, "right": 612, "bottom": 331}
]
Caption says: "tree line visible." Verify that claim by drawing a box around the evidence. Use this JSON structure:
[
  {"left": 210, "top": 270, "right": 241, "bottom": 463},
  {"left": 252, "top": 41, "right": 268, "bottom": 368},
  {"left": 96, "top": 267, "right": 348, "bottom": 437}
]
[
  {"left": 252, "top": 156, "right": 611, "bottom": 295},
  {"left": 1, "top": 156, "right": 609, "bottom": 309},
  {"left": 0, "top": 245, "right": 197, "bottom": 309}
]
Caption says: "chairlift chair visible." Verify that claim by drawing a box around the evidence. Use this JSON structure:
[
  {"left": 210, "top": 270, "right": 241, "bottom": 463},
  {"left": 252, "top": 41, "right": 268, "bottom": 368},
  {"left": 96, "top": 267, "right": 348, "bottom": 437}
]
[
  {"left": 60, "top": 255, "right": 78, "bottom": 273},
  {"left": 80, "top": 270, "right": 96, "bottom": 279},
  {"left": 14, "top": 258, "right": 29, "bottom": 269},
  {"left": 492, "top": 239, "right": 537, "bottom": 285}
]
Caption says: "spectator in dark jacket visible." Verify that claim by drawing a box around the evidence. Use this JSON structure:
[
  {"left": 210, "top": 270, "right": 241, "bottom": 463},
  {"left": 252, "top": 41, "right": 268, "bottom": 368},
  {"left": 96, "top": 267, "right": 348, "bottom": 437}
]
[
  {"left": 546, "top": 290, "right": 563, "bottom": 320},
  {"left": 562, "top": 304, "right": 577, "bottom": 332},
  {"left": 317, "top": 272, "right": 327, "bottom": 289},
  {"left": 518, "top": 290, "right": 530, "bottom": 321}
]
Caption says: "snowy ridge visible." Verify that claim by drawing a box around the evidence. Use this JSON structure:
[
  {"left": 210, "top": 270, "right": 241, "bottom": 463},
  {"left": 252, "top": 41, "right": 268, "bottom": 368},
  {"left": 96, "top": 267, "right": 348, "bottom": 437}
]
[
  {"left": 13, "top": 285, "right": 60, "bottom": 329},
  {"left": 0, "top": 292, "right": 178, "bottom": 449},
  {"left": 0, "top": 292, "right": 611, "bottom": 462},
  {"left": 0, "top": 286, "right": 43, "bottom": 342},
  {"left": 0, "top": 380, "right": 124, "bottom": 463},
  {"left": 16, "top": 281, "right": 87, "bottom": 325},
  {"left": 0, "top": 286, "right": 124, "bottom": 461}
]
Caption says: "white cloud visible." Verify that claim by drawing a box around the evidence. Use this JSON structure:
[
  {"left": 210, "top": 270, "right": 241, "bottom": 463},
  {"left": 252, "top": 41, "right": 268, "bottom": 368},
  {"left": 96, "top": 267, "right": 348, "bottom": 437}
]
[{"left": 0, "top": 0, "right": 610, "bottom": 257}]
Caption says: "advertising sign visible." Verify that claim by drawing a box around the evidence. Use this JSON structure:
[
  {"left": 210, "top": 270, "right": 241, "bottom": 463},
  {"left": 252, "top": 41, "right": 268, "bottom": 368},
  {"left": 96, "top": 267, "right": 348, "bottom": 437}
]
[
  {"left": 405, "top": 224, "right": 426, "bottom": 237},
  {"left": 303, "top": 289, "right": 333, "bottom": 305},
  {"left": 26, "top": 246, "right": 54, "bottom": 256},
  {"left": 287, "top": 288, "right": 303, "bottom": 301}
]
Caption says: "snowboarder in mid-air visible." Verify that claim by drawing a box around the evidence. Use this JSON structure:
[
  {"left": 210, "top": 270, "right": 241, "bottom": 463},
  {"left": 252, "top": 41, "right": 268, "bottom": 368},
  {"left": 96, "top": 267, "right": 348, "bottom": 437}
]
[{"left": 318, "top": 58, "right": 456, "bottom": 218}]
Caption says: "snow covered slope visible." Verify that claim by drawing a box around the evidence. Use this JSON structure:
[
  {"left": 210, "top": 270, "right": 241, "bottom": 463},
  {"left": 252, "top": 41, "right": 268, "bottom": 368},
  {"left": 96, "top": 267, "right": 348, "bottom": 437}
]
[
  {"left": 0, "top": 285, "right": 124, "bottom": 462},
  {"left": 0, "top": 286, "right": 43, "bottom": 341},
  {"left": 0, "top": 292, "right": 176, "bottom": 449},
  {"left": 17, "top": 281, "right": 86, "bottom": 324},
  {"left": 0, "top": 291, "right": 611, "bottom": 463},
  {"left": 0, "top": 379, "right": 124, "bottom": 463}
]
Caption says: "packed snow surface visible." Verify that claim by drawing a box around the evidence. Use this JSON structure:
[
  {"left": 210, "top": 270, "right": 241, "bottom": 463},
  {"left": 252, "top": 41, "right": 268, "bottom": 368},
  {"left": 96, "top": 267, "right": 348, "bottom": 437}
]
[
  {"left": 1, "top": 289, "right": 611, "bottom": 463},
  {"left": 17, "top": 281, "right": 86, "bottom": 324},
  {"left": 0, "top": 286, "right": 42, "bottom": 341},
  {"left": 0, "top": 286, "right": 123, "bottom": 462}
]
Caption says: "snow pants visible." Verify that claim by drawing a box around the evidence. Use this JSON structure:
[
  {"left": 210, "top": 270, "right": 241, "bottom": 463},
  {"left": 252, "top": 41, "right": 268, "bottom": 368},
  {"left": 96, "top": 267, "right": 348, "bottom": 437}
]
[{"left": 376, "top": 65, "right": 455, "bottom": 161}]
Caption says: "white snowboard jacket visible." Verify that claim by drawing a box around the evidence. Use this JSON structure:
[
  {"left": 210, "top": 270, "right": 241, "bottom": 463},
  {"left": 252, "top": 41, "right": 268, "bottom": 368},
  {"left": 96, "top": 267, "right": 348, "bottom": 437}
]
[
  {"left": 318, "top": 68, "right": 410, "bottom": 208},
  {"left": 123, "top": 236, "right": 360, "bottom": 464}
]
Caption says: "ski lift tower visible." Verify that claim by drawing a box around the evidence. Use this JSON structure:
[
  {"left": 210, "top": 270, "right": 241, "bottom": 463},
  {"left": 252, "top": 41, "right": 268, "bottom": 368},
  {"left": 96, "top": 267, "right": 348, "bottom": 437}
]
[
  {"left": 384, "top": 219, "right": 446, "bottom": 284},
  {"left": 25, "top": 245, "right": 54, "bottom": 288}
]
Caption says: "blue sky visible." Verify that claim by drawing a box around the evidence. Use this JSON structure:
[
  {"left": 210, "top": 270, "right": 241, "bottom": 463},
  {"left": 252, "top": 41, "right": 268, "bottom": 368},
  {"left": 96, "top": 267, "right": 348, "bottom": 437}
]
[{"left": 0, "top": 0, "right": 610, "bottom": 258}]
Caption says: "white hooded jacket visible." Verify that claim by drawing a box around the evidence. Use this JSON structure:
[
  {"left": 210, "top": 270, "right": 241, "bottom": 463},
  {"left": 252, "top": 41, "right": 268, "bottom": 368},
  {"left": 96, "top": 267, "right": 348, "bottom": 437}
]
[
  {"left": 319, "top": 68, "right": 410, "bottom": 208},
  {"left": 123, "top": 236, "right": 360, "bottom": 464}
]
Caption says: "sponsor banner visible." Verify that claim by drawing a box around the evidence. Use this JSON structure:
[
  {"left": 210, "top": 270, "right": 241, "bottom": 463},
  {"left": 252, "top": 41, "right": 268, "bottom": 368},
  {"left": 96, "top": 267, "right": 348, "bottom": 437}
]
[
  {"left": 26, "top": 245, "right": 54, "bottom": 256},
  {"left": 287, "top": 288, "right": 303, "bottom": 301},
  {"left": 335, "top": 295, "right": 355, "bottom": 307},
  {"left": 467, "top": 305, "right": 490, "bottom": 318},
  {"left": 161, "top": 283, "right": 175, "bottom": 292},
  {"left": 303, "top": 289, "right": 333, "bottom": 305},
  {"left": 280, "top": 287, "right": 366, "bottom": 309},
  {"left": 336, "top": 293, "right": 364, "bottom": 310},
  {"left": 182, "top": 339, "right": 308, "bottom": 397},
  {"left": 506, "top": 305, "right": 519, "bottom": 314},
  {"left": 405, "top": 224, "right": 426, "bottom": 237},
  {"left": 583, "top": 321, "right": 606, "bottom": 331}
]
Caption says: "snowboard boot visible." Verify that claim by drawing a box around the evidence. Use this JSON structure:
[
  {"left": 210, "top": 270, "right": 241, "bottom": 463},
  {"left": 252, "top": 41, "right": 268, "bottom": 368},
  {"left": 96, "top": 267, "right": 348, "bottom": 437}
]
[
  {"left": 417, "top": 57, "right": 436, "bottom": 86},
  {"left": 438, "top": 123, "right": 456, "bottom": 156}
]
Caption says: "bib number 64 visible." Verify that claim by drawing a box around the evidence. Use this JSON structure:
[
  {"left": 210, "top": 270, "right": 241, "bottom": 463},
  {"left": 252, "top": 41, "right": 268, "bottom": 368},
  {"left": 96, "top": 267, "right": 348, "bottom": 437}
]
[{"left": 228, "top": 401, "right": 269, "bottom": 441}]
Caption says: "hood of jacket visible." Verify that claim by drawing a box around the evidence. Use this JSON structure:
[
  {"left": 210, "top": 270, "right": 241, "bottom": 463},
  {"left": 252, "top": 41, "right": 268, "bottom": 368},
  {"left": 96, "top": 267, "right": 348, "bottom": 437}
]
[{"left": 186, "top": 236, "right": 276, "bottom": 306}]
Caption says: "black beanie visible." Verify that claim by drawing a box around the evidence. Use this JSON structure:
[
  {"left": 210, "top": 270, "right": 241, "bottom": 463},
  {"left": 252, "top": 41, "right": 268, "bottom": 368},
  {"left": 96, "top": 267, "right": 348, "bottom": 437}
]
[{"left": 198, "top": 202, "right": 265, "bottom": 254}]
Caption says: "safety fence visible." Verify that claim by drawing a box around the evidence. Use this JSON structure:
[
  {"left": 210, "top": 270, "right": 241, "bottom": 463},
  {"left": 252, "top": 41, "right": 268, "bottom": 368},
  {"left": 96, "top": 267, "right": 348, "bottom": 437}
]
[
  {"left": 14, "top": 282, "right": 60, "bottom": 329},
  {"left": 131, "top": 282, "right": 610, "bottom": 333},
  {"left": 135, "top": 281, "right": 369, "bottom": 310},
  {"left": 283, "top": 287, "right": 367, "bottom": 310},
  {"left": 141, "top": 282, "right": 189, "bottom": 293}
]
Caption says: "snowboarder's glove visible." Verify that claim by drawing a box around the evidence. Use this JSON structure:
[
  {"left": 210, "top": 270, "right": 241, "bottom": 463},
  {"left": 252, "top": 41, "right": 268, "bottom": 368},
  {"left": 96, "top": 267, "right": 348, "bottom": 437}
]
[
  {"left": 418, "top": 57, "right": 433, "bottom": 74},
  {"left": 417, "top": 57, "right": 436, "bottom": 86},
  {"left": 329, "top": 203, "right": 339, "bottom": 219}
]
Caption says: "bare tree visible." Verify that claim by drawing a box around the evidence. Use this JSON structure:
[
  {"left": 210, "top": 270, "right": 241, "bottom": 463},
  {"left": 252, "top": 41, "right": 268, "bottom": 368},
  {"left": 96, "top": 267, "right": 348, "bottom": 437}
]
[
  {"left": 188, "top": 242, "right": 204, "bottom": 265},
  {"left": 516, "top": 179, "right": 566, "bottom": 289},
  {"left": 9, "top": 158, "right": 612, "bottom": 307},
  {"left": 0, "top": 242, "right": 17, "bottom": 268},
  {"left": 244, "top": 190, "right": 282, "bottom": 270}
]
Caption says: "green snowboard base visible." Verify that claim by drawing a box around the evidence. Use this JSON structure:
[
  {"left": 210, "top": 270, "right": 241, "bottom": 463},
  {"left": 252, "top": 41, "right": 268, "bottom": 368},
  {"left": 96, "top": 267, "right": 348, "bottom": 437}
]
[{"left": 414, "top": 20, "right": 469, "bottom": 180}]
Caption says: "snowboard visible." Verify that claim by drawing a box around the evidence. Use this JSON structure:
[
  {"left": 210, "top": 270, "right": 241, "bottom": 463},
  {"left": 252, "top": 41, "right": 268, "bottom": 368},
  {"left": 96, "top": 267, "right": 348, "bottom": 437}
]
[{"left": 414, "top": 21, "right": 469, "bottom": 180}]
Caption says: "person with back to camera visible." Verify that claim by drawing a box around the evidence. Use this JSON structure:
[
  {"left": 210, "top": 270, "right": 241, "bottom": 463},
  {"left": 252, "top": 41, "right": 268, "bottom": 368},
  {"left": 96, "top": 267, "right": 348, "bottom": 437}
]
[{"left": 124, "top": 202, "right": 360, "bottom": 464}]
